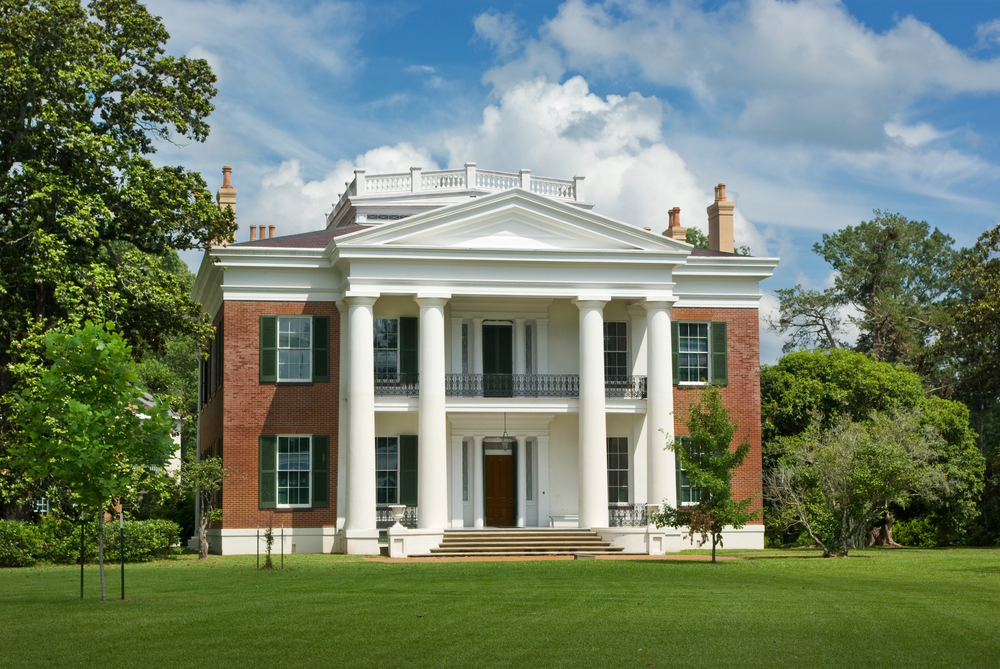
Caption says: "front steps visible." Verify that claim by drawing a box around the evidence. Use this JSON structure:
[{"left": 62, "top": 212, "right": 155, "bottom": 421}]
[{"left": 425, "top": 529, "right": 624, "bottom": 557}]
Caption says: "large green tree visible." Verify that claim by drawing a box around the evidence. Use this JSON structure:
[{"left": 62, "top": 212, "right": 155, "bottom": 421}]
[{"left": 0, "top": 0, "right": 234, "bottom": 509}]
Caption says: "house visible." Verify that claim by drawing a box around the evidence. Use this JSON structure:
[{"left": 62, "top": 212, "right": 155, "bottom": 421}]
[{"left": 192, "top": 163, "right": 778, "bottom": 556}]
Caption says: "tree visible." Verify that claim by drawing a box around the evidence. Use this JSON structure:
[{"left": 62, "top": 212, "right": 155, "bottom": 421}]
[
  {"left": 0, "top": 0, "right": 234, "bottom": 511},
  {"left": 651, "top": 387, "right": 757, "bottom": 563},
  {"left": 685, "top": 227, "right": 751, "bottom": 255},
  {"left": 766, "top": 410, "right": 943, "bottom": 556},
  {"left": 179, "top": 451, "right": 225, "bottom": 560},
  {"left": 766, "top": 286, "right": 845, "bottom": 353},
  {"left": 770, "top": 211, "right": 958, "bottom": 367},
  {"left": 761, "top": 350, "right": 984, "bottom": 546},
  {"left": 12, "top": 322, "right": 174, "bottom": 600}
]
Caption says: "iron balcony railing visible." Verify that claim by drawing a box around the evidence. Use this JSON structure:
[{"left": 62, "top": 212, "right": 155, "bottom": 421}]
[
  {"left": 376, "top": 505, "right": 418, "bottom": 529},
  {"left": 444, "top": 374, "right": 647, "bottom": 399},
  {"left": 374, "top": 373, "right": 419, "bottom": 396},
  {"left": 608, "top": 503, "right": 648, "bottom": 527}
]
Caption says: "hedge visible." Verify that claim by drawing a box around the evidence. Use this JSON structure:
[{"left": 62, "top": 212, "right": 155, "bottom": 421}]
[{"left": 0, "top": 518, "right": 181, "bottom": 567}]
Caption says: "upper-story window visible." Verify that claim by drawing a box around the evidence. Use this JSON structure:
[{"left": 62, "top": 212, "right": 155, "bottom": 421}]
[
  {"left": 374, "top": 318, "right": 399, "bottom": 374},
  {"left": 604, "top": 322, "right": 628, "bottom": 377},
  {"left": 677, "top": 322, "right": 709, "bottom": 382},
  {"left": 278, "top": 316, "right": 312, "bottom": 381}
]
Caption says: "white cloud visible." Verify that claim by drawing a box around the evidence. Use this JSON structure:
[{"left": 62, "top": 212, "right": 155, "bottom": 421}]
[
  {"left": 976, "top": 18, "right": 1000, "bottom": 49},
  {"left": 884, "top": 121, "right": 946, "bottom": 147},
  {"left": 530, "top": 0, "right": 1000, "bottom": 149},
  {"left": 474, "top": 11, "right": 521, "bottom": 57},
  {"left": 406, "top": 65, "right": 436, "bottom": 74}
]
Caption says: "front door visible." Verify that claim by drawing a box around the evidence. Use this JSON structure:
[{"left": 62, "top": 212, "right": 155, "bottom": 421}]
[
  {"left": 484, "top": 454, "right": 514, "bottom": 526},
  {"left": 482, "top": 324, "right": 513, "bottom": 397}
]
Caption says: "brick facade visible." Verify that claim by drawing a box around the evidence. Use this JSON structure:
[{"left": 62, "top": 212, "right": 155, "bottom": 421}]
[
  {"left": 670, "top": 307, "right": 763, "bottom": 523},
  {"left": 199, "top": 301, "right": 341, "bottom": 530}
]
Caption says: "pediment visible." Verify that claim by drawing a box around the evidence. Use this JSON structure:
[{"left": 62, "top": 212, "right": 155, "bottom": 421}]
[{"left": 335, "top": 188, "right": 690, "bottom": 254}]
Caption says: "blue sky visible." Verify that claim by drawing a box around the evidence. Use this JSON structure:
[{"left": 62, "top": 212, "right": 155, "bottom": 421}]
[{"left": 147, "top": 0, "right": 1000, "bottom": 362}]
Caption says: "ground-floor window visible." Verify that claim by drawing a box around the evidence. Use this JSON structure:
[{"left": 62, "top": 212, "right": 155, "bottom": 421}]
[
  {"left": 376, "top": 436, "right": 399, "bottom": 504},
  {"left": 278, "top": 436, "right": 311, "bottom": 507},
  {"left": 675, "top": 436, "right": 702, "bottom": 505},
  {"left": 607, "top": 437, "right": 629, "bottom": 503}
]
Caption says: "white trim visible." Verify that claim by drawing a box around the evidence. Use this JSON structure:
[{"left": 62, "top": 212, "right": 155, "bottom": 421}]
[{"left": 275, "top": 435, "right": 313, "bottom": 509}]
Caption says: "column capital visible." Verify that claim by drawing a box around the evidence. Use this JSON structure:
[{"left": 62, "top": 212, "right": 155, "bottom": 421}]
[
  {"left": 414, "top": 295, "right": 450, "bottom": 308},
  {"left": 344, "top": 294, "right": 379, "bottom": 306},
  {"left": 572, "top": 297, "right": 609, "bottom": 309},
  {"left": 641, "top": 298, "right": 676, "bottom": 312}
]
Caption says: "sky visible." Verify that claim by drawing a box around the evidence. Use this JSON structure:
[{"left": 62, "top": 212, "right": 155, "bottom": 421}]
[{"left": 145, "top": 0, "right": 1000, "bottom": 363}]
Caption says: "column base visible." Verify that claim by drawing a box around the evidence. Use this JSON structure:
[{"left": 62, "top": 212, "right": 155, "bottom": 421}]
[
  {"left": 342, "top": 528, "right": 381, "bottom": 555},
  {"left": 386, "top": 527, "right": 445, "bottom": 558}
]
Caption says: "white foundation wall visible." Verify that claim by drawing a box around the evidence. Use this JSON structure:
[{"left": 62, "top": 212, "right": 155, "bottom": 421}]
[{"left": 207, "top": 528, "right": 339, "bottom": 555}]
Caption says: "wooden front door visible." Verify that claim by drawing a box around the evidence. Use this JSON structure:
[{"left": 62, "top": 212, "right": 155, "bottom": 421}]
[{"left": 484, "top": 454, "right": 514, "bottom": 527}]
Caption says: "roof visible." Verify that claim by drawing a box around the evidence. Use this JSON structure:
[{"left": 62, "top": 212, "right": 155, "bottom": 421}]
[
  {"left": 689, "top": 247, "right": 744, "bottom": 257},
  {"left": 229, "top": 224, "right": 370, "bottom": 249}
]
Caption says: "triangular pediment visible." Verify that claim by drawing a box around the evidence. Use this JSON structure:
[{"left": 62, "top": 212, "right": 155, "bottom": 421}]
[{"left": 334, "top": 188, "right": 691, "bottom": 254}]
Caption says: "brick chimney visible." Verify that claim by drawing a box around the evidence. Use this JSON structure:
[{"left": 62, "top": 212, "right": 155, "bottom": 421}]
[
  {"left": 707, "top": 183, "right": 734, "bottom": 253},
  {"left": 217, "top": 166, "right": 237, "bottom": 216},
  {"left": 662, "top": 207, "right": 687, "bottom": 242}
]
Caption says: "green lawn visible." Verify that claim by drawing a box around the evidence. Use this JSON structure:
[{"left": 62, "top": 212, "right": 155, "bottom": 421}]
[{"left": 2, "top": 548, "right": 997, "bottom": 668}]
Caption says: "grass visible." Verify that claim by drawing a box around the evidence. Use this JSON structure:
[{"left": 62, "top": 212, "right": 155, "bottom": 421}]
[{"left": 2, "top": 548, "right": 998, "bottom": 668}]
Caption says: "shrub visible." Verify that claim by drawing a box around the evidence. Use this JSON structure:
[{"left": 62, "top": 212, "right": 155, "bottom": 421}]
[
  {"left": 101, "top": 519, "right": 181, "bottom": 562},
  {"left": 894, "top": 516, "right": 938, "bottom": 548},
  {"left": 0, "top": 520, "right": 43, "bottom": 567}
]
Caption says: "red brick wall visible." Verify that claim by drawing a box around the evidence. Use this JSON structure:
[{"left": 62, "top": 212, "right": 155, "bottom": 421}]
[
  {"left": 199, "top": 301, "right": 340, "bottom": 529},
  {"left": 670, "top": 307, "right": 762, "bottom": 523}
]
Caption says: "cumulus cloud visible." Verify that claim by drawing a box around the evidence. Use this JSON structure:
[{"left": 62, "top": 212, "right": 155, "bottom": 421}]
[
  {"left": 884, "top": 121, "right": 947, "bottom": 148},
  {"left": 520, "top": 0, "right": 1000, "bottom": 149},
  {"left": 474, "top": 10, "right": 521, "bottom": 57},
  {"left": 977, "top": 18, "right": 1000, "bottom": 49}
]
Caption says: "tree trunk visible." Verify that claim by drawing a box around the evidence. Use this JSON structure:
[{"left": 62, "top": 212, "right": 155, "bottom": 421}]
[
  {"left": 98, "top": 510, "right": 106, "bottom": 602},
  {"left": 711, "top": 533, "right": 718, "bottom": 564},
  {"left": 198, "top": 513, "right": 208, "bottom": 560},
  {"left": 868, "top": 512, "right": 902, "bottom": 547}
]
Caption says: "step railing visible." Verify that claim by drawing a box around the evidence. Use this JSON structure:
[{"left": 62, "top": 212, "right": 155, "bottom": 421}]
[{"left": 374, "top": 373, "right": 419, "bottom": 396}]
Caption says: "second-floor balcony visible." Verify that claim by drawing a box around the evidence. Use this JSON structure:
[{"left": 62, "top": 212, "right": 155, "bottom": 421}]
[{"left": 374, "top": 373, "right": 647, "bottom": 399}]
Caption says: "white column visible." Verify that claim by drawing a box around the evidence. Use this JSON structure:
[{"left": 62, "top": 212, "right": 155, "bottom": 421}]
[
  {"left": 450, "top": 317, "right": 463, "bottom": 374},
  {"left": 644, "top": 301, "right": 676, "bottom": 509},
  {"left": 536, "top": 435, "right": 550, "bottom": 527},
  {"left": 336, "top": 300, "right": 349, "bottom": 531},
  {"left": 516, "top": 435, "right": 527, "bottom": 527},
  {"left": 472, "top": 318, "right": 484, "bottom": 375},
  {"left": 535, "top": 318, "right": 548, "bottom": 374},
  {"left": 514, "top": 318, "right": 526, "bottom": 375},
  {"left": 473, "top": 435, "right": 485, "bottom": 527},
  {"left": 574, "top": 298, "right": 608, "bottom": 529},
  {"left": 416, "top": 296, "right": 449, "bottom": 530},
  {"left": 345, "top": 296, "right": 377, "bottom": 533},
  {"left": 451, "top": 435, "right": 465, "bottom": 528}
]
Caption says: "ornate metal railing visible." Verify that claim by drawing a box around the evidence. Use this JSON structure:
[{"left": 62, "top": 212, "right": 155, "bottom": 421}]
[
  {"left": 374, "top": 373, "right": 419, "bottom": 396},
  {"left": 608, "top": 503, "right": 648, "bottom": 527},
  {"left": 604, "top": 375, "right": 647, "bottom": 399},
  {"left": 376, "top": 505, "right": 418, "bottom": 530},
  {"left": 444, "top": 374, "right": 647, "bottom": 399}
]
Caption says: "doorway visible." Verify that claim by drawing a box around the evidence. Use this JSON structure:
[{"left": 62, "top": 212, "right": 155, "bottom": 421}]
[
  {"left": 484, "top": 452, "right": 515, "bottom": 527},
  {"left": 482, "top": 323, "right": 513, "bottom": 397}
]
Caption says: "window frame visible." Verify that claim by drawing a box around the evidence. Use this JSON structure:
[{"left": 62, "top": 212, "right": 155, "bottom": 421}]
[
  {"left": 276, "top": 434, "right": 312, "bottom": 508},
  {"left": 603, "top": 321, "right": 629, "bottom": 378},
  {"left": 376, "top": 436, "right": 400, "bottom": 505},
  {"left": 676, "top": 321, "right": 710, "bottom": 385},
  {"left": 276, "top": 315, "right": 313, "bottom": 383},
  {"left": 675, "top": 435, "right": 702, "bottom": 507},
  {"left": 374, "top": 318, "right": 400, "bottom": 376},
  {"left": 606, "top": 436, "right": 629, "bottom": 504}
]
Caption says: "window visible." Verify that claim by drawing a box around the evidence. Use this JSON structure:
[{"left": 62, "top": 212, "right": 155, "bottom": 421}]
[
  {"left": 215, "top": 320, "right": 223, "bottom": 390},
  {"left": 32, "top": 498, "right": 50, "bottom": 515},
  {"left": 526, "top": 441, "right": 533, "bottom": 501},
  {"left": 278, "top": 316, "right": 312, "bottom": 381},
  {"left": 677, "top": 322, "right": 709, "bottom": 383},
  {"left": 258, "top": 435, "right": 329, "bottom": 509},
  {"left": 525, "top": 324, "right": 533, "bottom": 376},
  {"left": 462, "top": 440, "right": 469, "bottom": 502},
  {"left": 672, "top": 321, "right": 727, "bottom": 386},
  {"left": 277, "top": 436, "right": 311, "bottom": 507},
  {"left": 675, "top": 436, "right": 702, "bottom": 506},
  {"left": 461, "top": 323, "right": 469, "bottom": 375},
  {"left": 607, "top": 437, "right": 629, "bottom": 503},
  {"left": 374, "top": 319, "right": 398, "bottom": 375},
  {"left": 259, "top": 316, "right": 329, "bottom": 384},
  {"left": 376, "top": 437, "right": 399, "bottom": 504},
  {"left": 604, "top": 322, "right": 628, "bottom": 377}
]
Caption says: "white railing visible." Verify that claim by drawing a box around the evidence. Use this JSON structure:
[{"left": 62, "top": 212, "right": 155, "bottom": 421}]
[
  {"left": 366, "top": 173, "right": 411, "bottom": 193},
  {"left": 422, "top": 170, "right": 465, "bottom": 190},
  {"left": 531, "top": 177, "right": 574, "bottom": 199},
  {"left": 475, "top": 170, "right": 520, "bottom": 191}
]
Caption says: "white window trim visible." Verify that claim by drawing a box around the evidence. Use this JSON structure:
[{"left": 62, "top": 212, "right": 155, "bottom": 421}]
[
  {"left": 277, "top": 315, "right": 313, "bottom": 383},
  {"left": 603, "top": 321, "right": 629, "bottom": 378},
  {"left": 677, "top": 320, "right": 711, "bottom": 386},
  {"left": 276, "top": 434, "right": 312, "bottom": 508},
  {"left": 375, "top": 435, "right": 400, "bottom": 506},
  {"left": 607, "top": 436, "right": 630, "bottom": 505},
  {"left": 675, "top": 435, "right": 701, "bottom": 507},
  {"left": 374, "top": 317, "right": 400, "bottom": 376}
]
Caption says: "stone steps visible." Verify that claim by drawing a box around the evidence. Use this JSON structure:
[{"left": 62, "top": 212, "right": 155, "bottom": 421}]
[{"left": 425, "top": 529, "right": 623, "bottom": 557}]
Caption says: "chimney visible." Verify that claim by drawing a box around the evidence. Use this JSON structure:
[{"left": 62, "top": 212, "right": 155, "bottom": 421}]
[
  {"left": 216, "top": 166, "right": 237, "bottom": 217},
  {"left": 249, "top": 226, "right": 257, "bottom": 241},
  {"left": 268, "top": 225, "right": 275, "bottom": 239},
  {"left": 663, "top": 207, "right": 687, "bottom": 242},
  {"left": 258, "top": 225, "right": 266, "bottom": 240},
  {"left": 707, "top": 183, "right": 734, "bottom": 253}
]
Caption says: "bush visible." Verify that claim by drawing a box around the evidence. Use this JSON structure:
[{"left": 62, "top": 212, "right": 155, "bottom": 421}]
[
  {"left": 894, "top": 516, "right": 938, "bottom": 548},
  {"left": 12, "top": 516, "right": 182, "bottom": 566},
  {"left": 0, "top": 520, "right": 43, "bottom": 567},
  {"left": 100, "top": 519, "right": 181, "bottom": 562}
]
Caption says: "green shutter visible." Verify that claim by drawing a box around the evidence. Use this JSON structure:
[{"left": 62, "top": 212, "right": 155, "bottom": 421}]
[
  {"left": 400, "top": 317, "right": 418, "bottom": 380},
  {"left": 311, "top": 436, "right": 329, "bottom": 508},
  {"left": 711, "top": 321, "right": 728, "bottom": 386},
  {"left": 312, "top": 316, "right": 330, "bottom": 383},
  {"left": 671, "top": 321, "right": 680, "bottom": 385},
  {"left": 260, "top": 316, "right": 277, "bottom": 383},
  {"left": 259, "top": 436, "right": 277, "bottom": 509},
  {"left": 399, "top": 435, "right": 418, "bottom": 507}
]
